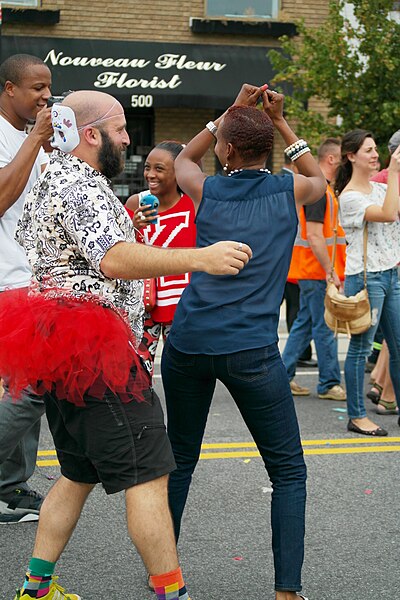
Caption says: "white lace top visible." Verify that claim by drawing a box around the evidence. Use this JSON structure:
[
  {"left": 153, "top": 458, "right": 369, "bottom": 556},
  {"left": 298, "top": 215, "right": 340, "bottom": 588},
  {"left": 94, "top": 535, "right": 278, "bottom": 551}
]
[{"left": 339, "top": 182, "right": 400, "bottom": 275}]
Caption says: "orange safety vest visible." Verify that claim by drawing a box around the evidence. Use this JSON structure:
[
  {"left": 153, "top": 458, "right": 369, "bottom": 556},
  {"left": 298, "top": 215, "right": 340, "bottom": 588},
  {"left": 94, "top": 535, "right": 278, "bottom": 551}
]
[{"left": 288, "top": 184, "right": 346, "bottom": 281}]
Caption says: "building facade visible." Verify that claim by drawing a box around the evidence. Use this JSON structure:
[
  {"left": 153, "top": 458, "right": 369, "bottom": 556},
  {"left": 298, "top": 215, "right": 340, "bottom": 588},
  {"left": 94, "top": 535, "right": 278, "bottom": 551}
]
[{"left": 1, "top": 0, "right": 331, "bottom": 198}]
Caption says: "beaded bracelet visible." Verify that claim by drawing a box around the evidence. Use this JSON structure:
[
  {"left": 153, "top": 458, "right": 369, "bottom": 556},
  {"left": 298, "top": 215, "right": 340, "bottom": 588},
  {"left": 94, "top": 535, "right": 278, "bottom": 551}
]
[
  {"left": 290, "top": 147, "right": 311, "bottom": 161},
  {"left": 284, "top": 139, "right": 307, "bottom": 154},
  {"left": 284, "top": 139, "right": 310, "bottom": 161}
]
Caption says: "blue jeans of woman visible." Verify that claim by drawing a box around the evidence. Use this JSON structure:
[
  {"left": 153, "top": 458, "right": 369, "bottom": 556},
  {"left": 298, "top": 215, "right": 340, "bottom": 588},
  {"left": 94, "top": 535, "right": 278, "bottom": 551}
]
[
  {"left": 161, "top": 338, "right": 307, "bottom": 593},
  {"left": 344, "top": 267, "right": 400, "bottom": 419},
  {"left": 282, "top": 279, "right": 341, "bottom": 394}
]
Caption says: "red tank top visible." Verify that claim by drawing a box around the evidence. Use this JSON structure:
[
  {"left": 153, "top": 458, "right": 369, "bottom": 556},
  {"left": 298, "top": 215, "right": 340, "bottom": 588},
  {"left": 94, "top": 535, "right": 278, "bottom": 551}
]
[{"left": 139, "top": 193, "right": 196, "bottom": 322}]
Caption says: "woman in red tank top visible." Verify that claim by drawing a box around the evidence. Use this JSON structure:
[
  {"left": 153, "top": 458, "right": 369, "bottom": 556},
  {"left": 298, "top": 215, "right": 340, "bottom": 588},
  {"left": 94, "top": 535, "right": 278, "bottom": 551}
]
[{"left": 126, "top": 141, "right": 197, "bottom": 376}]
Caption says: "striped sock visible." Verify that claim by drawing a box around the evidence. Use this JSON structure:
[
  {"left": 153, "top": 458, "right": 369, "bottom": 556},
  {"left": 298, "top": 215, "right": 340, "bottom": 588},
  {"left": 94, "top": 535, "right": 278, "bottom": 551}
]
[
  {"left": 22, "top": 558, "right": 56, "bottom": 598},
  {"left": 150, "top": 567, "right": 191, "bottom": 600},
  {"left": 22, "top": 574, "right": 52, "bottom": 598}
]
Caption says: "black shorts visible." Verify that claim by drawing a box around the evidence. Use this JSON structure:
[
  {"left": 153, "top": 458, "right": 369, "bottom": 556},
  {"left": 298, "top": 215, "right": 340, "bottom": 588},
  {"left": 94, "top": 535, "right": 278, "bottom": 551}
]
[{"left": 44, "top": 386, "right": 176, "bottom": 494}]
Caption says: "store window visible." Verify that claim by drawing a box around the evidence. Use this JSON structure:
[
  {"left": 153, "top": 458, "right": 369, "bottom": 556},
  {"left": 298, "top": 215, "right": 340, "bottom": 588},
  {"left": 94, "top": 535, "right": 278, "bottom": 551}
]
[{"left": 206, "top": 0, "right": 279, "bottom": 19}]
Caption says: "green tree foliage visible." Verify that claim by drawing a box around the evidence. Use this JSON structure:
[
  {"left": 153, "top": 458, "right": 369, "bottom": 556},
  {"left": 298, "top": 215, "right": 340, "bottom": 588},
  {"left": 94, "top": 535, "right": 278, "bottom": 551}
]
[{"left": 268, "top": 0, "right": 400, "bottom": 157}]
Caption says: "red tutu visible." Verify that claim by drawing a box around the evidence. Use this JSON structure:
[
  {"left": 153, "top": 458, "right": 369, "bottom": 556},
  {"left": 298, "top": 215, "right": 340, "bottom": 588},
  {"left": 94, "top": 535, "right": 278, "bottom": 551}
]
[{"left": 0, "top": 288, "right": 150, "bottom": 405}]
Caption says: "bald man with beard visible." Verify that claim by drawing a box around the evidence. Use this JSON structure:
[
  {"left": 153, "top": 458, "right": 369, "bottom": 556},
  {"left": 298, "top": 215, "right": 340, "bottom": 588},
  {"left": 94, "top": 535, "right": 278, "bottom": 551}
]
[{"left": 5, "top": 90, "right": 252, "bottom": 600}]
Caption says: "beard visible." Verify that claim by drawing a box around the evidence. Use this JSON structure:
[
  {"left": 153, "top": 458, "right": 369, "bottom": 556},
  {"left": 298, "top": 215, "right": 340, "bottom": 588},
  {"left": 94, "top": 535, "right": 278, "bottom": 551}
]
[{"left": 97, "top": 129, "right": 125, "bottom": 179}]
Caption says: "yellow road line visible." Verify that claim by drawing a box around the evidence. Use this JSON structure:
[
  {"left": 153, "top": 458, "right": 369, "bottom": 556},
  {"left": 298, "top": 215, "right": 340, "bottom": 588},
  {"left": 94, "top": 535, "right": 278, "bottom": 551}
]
[
  {"left": 201, "top": 438, "right": 400, "bottom": 449},
  {"left": 36, "top": 438, "right": 400, "bottom": 467},
  {"left": 199, "top": 446, "right": 400, "bottom": 459},
  {"left": 37, "top": 437, "right": 400, "bottom": 458},
  {"left": 305, "top": 446, "right": 400, "bottom": 455}
]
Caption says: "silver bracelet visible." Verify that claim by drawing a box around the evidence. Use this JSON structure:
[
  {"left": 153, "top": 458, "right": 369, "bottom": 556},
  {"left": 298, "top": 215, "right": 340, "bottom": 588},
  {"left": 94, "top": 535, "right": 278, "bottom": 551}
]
[{"left": 205, "top": 121, "right": 218, "bottom": 137}]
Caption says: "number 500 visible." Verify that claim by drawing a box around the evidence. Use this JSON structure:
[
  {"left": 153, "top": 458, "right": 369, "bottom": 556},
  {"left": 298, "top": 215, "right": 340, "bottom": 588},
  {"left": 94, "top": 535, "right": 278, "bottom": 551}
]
[{"left": 131, "top": 94, "right": 153, "bottom": 107}]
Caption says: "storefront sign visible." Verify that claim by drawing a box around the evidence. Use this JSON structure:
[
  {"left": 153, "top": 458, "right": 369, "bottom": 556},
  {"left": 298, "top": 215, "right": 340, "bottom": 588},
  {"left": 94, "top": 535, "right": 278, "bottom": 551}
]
[{"left": 1, "top": 36, "right": 278, "bottom": 108}]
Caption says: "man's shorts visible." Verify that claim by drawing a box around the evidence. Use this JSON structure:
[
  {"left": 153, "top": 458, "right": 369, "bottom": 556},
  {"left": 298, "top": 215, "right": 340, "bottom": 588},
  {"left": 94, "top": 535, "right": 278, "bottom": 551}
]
[{"left": 44, "top": 384, "right": 176, "bottom": 494}]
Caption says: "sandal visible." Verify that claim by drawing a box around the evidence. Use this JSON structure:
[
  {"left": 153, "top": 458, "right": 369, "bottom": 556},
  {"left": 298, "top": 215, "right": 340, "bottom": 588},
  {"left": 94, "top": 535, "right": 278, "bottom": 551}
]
[
  {"left": 376, "top": 399, "right": 399, "bottom": 415},
  {"left": 367, "top": 383, "right": 383, "bottom": 405}
]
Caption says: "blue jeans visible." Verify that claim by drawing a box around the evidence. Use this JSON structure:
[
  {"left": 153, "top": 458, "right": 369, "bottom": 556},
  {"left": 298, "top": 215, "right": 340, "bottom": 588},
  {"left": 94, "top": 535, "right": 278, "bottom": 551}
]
[
  {"left": 282, "top": 279, "right": 341, "bottom": 394},
  {"left": 344, "top": 268, "right": 400, "bottom": 419},
  {"left": 161, "top": 339, "right": 307, "bottom": 593}
]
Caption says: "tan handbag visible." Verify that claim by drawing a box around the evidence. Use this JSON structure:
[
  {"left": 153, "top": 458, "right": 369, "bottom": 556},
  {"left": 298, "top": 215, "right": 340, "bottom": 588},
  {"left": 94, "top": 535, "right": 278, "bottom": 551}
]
[{"left": 324, "top": 210, "right": 371, "bottom": 337}]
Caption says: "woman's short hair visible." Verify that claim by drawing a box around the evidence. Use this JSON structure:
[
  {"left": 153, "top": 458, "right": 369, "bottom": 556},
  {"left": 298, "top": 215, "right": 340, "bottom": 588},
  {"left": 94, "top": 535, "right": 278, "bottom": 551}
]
[
  {"left": 335, "top": 129, "right": 374, "bottom": 195},
  {"left": 219, "top": 105, "right": 274, "bottom": 163}
]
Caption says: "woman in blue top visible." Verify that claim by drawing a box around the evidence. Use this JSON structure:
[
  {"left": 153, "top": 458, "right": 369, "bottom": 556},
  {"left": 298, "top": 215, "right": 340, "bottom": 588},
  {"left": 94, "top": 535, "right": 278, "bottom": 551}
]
[{"left": 161, "top": 84, "right": 326, "bottom": 600}]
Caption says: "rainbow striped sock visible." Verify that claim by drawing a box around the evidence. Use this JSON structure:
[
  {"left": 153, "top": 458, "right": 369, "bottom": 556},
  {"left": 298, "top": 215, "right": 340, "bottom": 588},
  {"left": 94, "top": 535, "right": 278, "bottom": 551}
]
[
  {"left": 150, "top": 567, "right": 191, "bottom": 600},
  {"left": 21, "top": 558, "right": 56, "bottom": 598},
  {"left": 22, "top": 574, "right": 52, "bottom": 598}
]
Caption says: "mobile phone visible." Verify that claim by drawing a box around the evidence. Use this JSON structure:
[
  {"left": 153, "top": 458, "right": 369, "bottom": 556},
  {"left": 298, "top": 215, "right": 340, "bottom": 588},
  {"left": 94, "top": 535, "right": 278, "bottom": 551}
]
[
  {"left": 139, "top": 194, "right": 159, "bottom": 225},
  {"left": 47, "top": 96, "right": 65, "bottom": 108}
]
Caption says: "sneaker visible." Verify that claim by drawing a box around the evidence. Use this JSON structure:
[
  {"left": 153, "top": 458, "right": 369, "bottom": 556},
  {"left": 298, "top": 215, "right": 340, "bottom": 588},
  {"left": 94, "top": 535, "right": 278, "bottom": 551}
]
[
  {"left": 318, "top": 384, "right": 346, "bottom": 401},
  {"left": 290, "top": 380, "right": 310, "bottom": 396},
  {"left": 14, "top": 577, "right": 81, "bottom": 600},
  {"left": 0, "top": 489, "right": 43, "bottom": 524},
  {"left": 296, "top": 358, "right": 318, "bottom": 368}
]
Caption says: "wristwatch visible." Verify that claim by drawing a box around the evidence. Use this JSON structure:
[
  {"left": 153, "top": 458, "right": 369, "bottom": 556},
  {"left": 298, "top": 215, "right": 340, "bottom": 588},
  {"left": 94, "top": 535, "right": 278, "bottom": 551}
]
[{"left": 205, "top": 121, "right": 218, "bottom": 137}]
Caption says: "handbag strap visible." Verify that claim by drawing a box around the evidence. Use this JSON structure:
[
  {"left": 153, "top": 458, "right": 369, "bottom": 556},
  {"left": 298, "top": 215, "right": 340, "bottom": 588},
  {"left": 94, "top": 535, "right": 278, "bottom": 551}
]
[{"left": 330, "top": 190, "right": 368, "bottom": 288}]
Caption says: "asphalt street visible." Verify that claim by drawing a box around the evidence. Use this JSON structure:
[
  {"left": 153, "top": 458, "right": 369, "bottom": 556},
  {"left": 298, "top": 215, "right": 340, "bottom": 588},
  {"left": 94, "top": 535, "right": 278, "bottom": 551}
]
[{"left": 1, "top": 335, "right": 399, "bottom": 600}]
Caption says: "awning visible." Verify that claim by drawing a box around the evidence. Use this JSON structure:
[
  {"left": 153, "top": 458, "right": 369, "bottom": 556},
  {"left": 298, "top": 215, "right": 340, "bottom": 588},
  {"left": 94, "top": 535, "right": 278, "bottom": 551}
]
[{"left": 1, "top": 36, "right": 279, "bottom": 109}]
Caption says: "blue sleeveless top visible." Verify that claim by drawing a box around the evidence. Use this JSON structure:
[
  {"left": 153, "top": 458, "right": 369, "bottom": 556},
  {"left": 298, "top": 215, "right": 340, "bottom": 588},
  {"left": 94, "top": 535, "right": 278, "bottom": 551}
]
[{"left": 168, "top": 170, "right": 298, "bottom": 354}]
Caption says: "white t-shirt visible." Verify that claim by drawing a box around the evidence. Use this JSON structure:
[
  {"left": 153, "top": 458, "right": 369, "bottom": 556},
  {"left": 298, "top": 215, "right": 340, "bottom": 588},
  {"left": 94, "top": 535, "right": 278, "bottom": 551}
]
[
  {"left": 0, "top": 115, "right": 48, "bottom": 290},
  {"left": 339, "top": 181, "right": 400, "bottom": 275}
]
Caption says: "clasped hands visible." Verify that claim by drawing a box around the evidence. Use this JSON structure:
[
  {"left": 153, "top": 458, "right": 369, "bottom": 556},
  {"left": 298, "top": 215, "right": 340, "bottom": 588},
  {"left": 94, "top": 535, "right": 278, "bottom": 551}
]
[{"left": 233, "top": 83, "right": 285, "bottom": 122}]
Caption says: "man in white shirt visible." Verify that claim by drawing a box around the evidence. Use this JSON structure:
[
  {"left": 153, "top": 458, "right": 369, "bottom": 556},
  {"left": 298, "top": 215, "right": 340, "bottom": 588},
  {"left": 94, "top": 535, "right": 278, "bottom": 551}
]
[{"left": 0, "top": 54, "right": 53, "bottom": 524}]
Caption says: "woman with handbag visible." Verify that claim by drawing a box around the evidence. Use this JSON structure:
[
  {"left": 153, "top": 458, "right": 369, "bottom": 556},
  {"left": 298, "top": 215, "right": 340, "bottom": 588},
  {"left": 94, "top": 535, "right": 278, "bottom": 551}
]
[
  {"left": 161, "top": 84, "right": 326, "bottom": 600},
  {"left": 336, "top": 129, "right": 400, "bottom": 436},
  {"left": 125, "top": 141, "right": 197, "bottom": 376}
]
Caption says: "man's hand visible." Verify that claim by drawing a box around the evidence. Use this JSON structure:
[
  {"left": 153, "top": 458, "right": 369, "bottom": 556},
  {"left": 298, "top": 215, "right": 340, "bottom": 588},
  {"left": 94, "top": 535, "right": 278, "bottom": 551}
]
[
  {"left": 30, "top": 106, "right": 54, "bottom": 142},
  {"left": 326, "top": 270, "right": 343, "bottom": 292},
  {"left": 198, "top": 241, "right": 252, "bottom": 275},
  {"left": 262, "top": 89, "right": 285, "bottom": 122},
  {"left": 388, "top": 144, "right": 400, "bottom": 173},
  {"left": 233, "top": 83, "right": 268, "bottom": 107}
]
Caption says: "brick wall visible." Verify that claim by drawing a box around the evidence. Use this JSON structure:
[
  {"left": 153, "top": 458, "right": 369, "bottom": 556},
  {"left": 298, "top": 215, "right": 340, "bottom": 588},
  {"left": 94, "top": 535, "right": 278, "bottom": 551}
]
[
  {"left": 4, "top": 0, "right": 330, "bottom": 42},
  {"left": 155, "top": 108, "right": 217, "bottom": 174}
]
